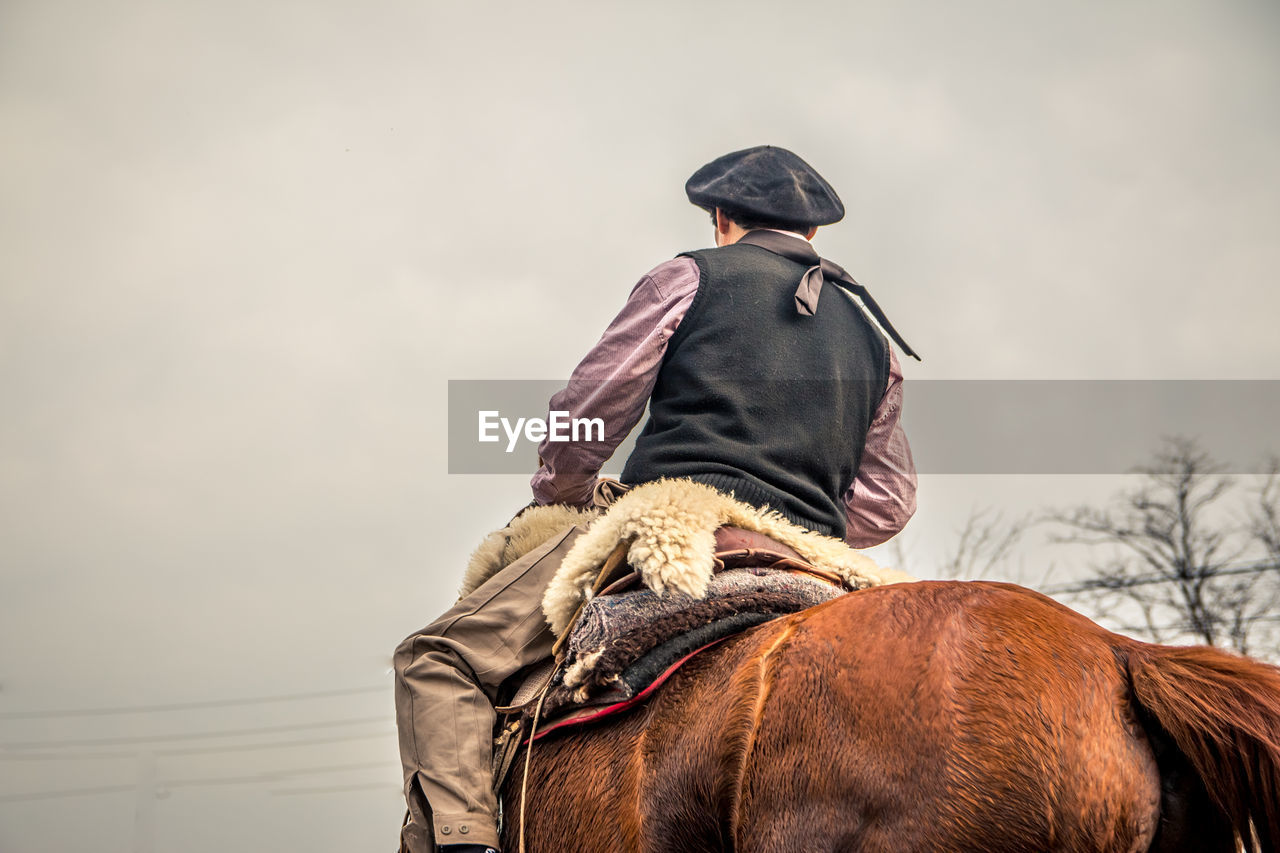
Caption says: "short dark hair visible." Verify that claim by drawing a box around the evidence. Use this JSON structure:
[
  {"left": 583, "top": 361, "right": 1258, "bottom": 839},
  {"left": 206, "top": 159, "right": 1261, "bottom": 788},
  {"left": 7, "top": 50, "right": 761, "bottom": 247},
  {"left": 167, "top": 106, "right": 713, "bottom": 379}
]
[{"left": 711, "top": 206, "right": 812, "bottom": 235}]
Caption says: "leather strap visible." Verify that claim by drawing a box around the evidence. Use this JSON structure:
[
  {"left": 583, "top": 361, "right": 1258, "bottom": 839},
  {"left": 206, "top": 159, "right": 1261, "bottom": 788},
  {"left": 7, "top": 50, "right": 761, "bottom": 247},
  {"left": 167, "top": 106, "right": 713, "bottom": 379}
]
[{"left": 550, "top": 540, "right": 631, "bottom": 658}]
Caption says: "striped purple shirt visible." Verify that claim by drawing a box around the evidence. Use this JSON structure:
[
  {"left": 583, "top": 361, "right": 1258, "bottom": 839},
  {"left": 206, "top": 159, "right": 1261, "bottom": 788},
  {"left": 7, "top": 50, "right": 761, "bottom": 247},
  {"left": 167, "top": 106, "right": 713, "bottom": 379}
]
[{"left": 531, "top": 255, "right": 917, "bottom": 547}]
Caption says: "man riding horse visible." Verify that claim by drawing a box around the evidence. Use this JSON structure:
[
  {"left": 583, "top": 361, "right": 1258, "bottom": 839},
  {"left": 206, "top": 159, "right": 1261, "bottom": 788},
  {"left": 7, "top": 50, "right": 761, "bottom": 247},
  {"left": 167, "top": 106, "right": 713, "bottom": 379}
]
[{"left": 394, "top": 145, "right": 919, "bottom": 853}]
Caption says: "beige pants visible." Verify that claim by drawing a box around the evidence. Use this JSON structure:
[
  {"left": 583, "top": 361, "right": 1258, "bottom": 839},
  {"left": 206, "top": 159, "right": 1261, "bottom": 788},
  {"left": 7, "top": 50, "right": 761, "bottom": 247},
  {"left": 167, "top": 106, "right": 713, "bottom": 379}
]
[{"left": 393, "top": 522, "right": 586, "bottom": 852}]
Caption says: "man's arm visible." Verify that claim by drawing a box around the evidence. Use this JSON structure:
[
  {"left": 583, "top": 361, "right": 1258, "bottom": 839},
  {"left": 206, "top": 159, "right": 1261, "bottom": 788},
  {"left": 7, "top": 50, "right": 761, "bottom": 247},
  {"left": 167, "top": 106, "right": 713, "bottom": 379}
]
[
  {"left": 843, "top": 347, "right": 917, "bottom": 547},
  {"left": 530, "top": 257, "right": 699, "bottom": 506}
]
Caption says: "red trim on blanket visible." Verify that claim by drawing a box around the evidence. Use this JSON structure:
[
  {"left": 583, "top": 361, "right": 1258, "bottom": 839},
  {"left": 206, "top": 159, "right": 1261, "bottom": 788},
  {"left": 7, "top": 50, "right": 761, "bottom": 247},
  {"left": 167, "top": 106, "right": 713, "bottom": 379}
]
[{"left": 526, "top": 637, "right": 729, "bottom": 743}]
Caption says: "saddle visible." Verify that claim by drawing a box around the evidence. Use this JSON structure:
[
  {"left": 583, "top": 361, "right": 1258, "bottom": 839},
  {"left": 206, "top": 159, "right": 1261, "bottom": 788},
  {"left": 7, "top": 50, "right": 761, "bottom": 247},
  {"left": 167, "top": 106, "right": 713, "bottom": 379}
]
[
  {"left": 489, "top": 525, "right": 849, "bottom": 791},
  {"left": 485, "top": 478, "right": 915, "bottom": 789},
  {"left": 543, "top": 527, "right": 847, "bottom": 704}
]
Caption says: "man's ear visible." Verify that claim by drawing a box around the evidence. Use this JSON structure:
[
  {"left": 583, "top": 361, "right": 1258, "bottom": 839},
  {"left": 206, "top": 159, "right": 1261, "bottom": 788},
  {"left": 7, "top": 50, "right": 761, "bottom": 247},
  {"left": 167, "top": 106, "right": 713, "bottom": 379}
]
[{"left": 715, "top": 208, "right": 732, "bottom": 236}]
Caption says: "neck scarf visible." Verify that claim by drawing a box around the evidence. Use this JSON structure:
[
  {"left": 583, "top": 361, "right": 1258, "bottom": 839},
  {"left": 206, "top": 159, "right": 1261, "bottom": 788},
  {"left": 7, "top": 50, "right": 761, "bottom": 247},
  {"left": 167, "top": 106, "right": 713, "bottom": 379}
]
[{"left": 737, "top": 230, "right": 920, "bottom": 361}]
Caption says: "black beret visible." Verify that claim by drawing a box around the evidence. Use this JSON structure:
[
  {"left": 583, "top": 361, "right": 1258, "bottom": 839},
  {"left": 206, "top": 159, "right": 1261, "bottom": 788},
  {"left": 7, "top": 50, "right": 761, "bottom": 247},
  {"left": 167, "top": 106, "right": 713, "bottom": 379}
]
[{"left": 685, "top": 145, "right": 845, "bottom": 227}]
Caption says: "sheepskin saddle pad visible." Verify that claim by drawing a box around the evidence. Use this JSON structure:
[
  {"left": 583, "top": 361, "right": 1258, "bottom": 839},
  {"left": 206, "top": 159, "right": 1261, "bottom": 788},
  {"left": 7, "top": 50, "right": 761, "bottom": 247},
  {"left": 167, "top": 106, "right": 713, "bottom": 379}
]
[
  {"left": 536, "top": 566, "right": 845, "bottom": 720},
  {"left": 467, "top": 479, "right": 914, "bottom": 730},
  {"left": 540, "top": 478, "right": 913, "bottom": 637},
  {"left": 459, "top": 478, "right": 912, "bottom": 626}
]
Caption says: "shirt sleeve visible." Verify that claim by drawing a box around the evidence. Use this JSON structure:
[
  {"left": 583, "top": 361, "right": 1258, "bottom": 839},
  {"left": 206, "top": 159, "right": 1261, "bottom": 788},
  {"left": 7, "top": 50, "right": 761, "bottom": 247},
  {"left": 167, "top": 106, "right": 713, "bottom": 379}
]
[
  {"left": 530, "top": 257, "right": 700, "bottom": 506},
  {"left": 843, "top": 347, "right": 918, "bottom": 547}
]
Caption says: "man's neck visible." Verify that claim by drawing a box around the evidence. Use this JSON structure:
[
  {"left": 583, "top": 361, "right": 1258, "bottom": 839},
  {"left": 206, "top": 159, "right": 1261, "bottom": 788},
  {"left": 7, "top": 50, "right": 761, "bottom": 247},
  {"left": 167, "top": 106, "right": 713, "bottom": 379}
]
[
  {"left": 722, "top": 226, "right": 812, "bottom": 247},
  {"left": 759, "top": 227, "right": 811, "bottom": 242}
]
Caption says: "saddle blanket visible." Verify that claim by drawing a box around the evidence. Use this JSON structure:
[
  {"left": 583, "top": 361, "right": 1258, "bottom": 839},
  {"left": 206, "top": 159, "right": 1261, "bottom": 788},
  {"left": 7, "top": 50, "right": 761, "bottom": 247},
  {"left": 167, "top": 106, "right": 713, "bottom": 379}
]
[
  {"left": 475, "top": 478, "right": 914, "bottom": 762},
  {"left": 462, "top": 478, "right": 912, "bottom": 636},
  {"left": 536, "top": 566, "right": 845, "bottom": 723}
]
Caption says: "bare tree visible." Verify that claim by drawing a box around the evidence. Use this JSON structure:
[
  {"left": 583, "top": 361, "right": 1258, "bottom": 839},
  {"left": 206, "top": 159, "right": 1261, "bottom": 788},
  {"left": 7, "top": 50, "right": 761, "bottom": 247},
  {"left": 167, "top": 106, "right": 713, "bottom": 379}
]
[
  {"left": 938, "top": 506, "right": 1032, "bottom": 582},
  {"left": 1048, "top": 437, "right": 1280, "bottom": 658},
  {"left": 1249, "top": 458, "right": 1280, "bottom": 564},
  {"left": 879, "top": 506, "right": 1031, "bottom": 584}
]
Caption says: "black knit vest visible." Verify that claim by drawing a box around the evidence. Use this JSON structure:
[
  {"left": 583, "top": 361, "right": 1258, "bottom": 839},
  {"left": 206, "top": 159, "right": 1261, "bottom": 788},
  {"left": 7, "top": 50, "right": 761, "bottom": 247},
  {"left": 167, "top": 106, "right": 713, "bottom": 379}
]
[{"left": 619, "top": 240, "right": 890, "bottom": 537}]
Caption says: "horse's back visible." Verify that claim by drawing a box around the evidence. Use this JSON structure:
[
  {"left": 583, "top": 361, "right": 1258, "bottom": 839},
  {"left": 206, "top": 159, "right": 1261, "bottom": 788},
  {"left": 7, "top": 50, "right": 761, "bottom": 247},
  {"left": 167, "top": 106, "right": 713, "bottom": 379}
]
[
  {"left": 729, "top": 581, "right": 1162, "bottom": 852},
  {"left": 509, "top": 581, "right": 1173, "bottom": 852}
]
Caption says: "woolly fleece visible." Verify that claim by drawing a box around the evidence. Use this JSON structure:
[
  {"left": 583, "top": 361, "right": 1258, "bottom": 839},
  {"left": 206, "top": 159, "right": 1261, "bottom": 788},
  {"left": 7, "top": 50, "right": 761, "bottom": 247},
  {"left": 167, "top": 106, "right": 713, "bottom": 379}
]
[
  {"left": 458, "top": 503, "right": 599, "bottom": 599},
  {"left": 541, "top": 478, "right": 913, "bottom": 637}
]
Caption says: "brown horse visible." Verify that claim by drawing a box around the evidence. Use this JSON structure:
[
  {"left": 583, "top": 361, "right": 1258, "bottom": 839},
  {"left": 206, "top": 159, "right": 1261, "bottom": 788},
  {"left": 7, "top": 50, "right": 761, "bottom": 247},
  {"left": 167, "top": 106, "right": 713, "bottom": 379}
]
[{"left": 502, "top": 580, "right": 1280, "bottom": 852}]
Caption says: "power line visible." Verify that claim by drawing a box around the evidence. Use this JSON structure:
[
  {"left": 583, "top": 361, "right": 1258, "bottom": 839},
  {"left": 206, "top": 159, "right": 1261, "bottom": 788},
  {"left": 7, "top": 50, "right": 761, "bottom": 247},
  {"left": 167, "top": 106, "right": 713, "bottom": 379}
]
[
  {"left": 271, "top": 782, "right": 398, "bottom": 796},
  {"left": 1044, "top": 559, "right": 1279, "bottom": 596},
  {"left": 0, "top": 716, "right": 390, "bottom": 750},
  {"left": 0, "top": 784, "right": 133, "bottom": 804},
  {"left": 163, "top": 761, "right": 389, "bottom": 788},
  {"left": 1104, "top": 613, "right": 1280, "bottom": 636},
  {"left": 159, "top": 729, "right": 395, "bottom": 758},
  {"left": 0, "top": 762, "right": 393, "bottom": 804},
  {"left": 0, "top": 685, "right": 387, "bottom": 720},
  {"left": 0, "top": 730, "right": 396, "bottom": 761}
]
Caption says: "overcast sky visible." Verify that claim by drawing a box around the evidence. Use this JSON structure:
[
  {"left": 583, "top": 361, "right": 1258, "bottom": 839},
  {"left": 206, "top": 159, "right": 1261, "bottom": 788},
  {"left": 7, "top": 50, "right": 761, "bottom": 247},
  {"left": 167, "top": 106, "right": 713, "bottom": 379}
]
[{"left": 2, "top": 1, "right": 1278, "bottom": 850}]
